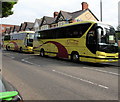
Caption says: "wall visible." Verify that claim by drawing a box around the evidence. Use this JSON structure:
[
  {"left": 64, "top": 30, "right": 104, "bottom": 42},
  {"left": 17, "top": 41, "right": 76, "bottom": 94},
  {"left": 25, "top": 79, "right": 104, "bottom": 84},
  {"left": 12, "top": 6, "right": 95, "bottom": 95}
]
[
  {"left": 75, "top": 10, "right": 97, "bottom": 21},
  {"left": 0, "top": 24, "right": 14, "bottom": 34}
]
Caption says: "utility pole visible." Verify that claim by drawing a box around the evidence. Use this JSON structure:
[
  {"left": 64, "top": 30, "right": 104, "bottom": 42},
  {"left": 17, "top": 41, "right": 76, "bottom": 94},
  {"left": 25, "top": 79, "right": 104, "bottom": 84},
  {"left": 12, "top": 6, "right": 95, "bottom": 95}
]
[{"left": 100, "top": 0, "right": 102, "bottom": 22}]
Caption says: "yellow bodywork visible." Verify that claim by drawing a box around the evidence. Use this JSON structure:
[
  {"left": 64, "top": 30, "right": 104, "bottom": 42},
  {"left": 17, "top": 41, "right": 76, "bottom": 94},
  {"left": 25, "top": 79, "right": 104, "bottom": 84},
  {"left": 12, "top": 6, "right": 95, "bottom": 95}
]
[
  {"left": 3, "top": 31, "right": 34, "bottom": 53},
  {"left": 33, "top": 21, "right": 119, "bottom": 63}
]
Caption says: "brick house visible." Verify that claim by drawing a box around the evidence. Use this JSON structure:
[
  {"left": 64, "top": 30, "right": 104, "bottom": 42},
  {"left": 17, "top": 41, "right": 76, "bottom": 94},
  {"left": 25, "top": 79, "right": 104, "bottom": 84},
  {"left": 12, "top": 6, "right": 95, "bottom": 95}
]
[
  {"left": 0, "top": 24, "right": 15, "bottom": 35},
  {"left": 11, "top": 25, "right": 20, "bottom": 34},
  {"left": 34, "top": 16, "right": 55, "bottom": 31},
  {"left": 40, "top": 16, "right": 55, "bottom": 30},
  {"left": 52, "top": 2, "right": 99, "bottom": 27},
  {"left": 34, "top": 19, "right": 43, "bottom": 31},
  {"left": 4, "top": 28, "right": 11, "bottom": 35},
  {"left": 19, "top": 22, "right": 34, "bottom": 31},
  {"left": 34, "top": 2, "right": 99, "bottom": 31}
]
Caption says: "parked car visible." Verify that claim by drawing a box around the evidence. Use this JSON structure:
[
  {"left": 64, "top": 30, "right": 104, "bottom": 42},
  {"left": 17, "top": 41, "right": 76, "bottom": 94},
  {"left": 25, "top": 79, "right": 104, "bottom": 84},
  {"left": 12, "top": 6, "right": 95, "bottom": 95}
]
[{"left": 0, "top": 76, "right": 23, "bottom": 102}]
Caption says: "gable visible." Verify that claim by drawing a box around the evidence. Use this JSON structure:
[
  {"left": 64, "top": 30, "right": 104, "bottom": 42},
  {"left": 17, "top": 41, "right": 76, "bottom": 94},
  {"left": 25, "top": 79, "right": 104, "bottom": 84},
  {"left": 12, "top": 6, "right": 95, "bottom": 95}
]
[
  {"left": 34, "top": 22, "right": 39, "bottom": 28},
  {"left": 75, "top": 10, "right": 98, "bottom": 21},
  {"left": 42, "top": 19, "right": 47, "bottom": 25},
  {"left": 56, "top": 13, "right": 66, "bottom": 22}
]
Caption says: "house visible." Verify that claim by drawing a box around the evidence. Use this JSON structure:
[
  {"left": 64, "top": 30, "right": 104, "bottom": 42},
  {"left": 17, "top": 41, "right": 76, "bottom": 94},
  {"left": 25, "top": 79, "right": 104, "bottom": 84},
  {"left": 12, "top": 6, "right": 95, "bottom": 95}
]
[
  {"left": 52, "top": 2, "right": 99, "bottom": 27},
  {"left": 19, "top": 22, "right": 34, "bottom": 31},
  {"left": 9, "top": 26, "right": 14, "bottom": 34},
  {"left": 11, "top": 25, "right": 20, "bottom": 34},
  {"left": 4, "top": 27, "right": 11, "bottom": 35},
  {"left": 19, "top": 23, "right": 25, "bottom": 31},
  {"left": 0, "top": 24, "right": 15, "bottom": 35},
  {"left": 40, "top": 16, "right": 55, "bottom": 30},
  {"left": 34, "top": 12, "right": 59, "bottom": 31},
  {"left": 25, "top": 22, "right": 34, "bottom": 31},
  {"left": 36, "top": 2, "right": 99, "bottom": 30},
  {"left": 34, "top": 15, "right": 57, "bottom": 31},
  {"left": 34, "top": 18, "right": 42, "bottom": 31}
]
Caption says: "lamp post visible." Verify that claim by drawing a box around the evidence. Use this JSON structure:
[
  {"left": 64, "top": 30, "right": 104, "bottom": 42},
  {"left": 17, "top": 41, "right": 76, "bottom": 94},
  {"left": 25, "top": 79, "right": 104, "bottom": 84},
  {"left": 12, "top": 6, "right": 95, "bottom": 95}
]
[{"left": 100, "top": 0, "right": 102, "bottom": 22}]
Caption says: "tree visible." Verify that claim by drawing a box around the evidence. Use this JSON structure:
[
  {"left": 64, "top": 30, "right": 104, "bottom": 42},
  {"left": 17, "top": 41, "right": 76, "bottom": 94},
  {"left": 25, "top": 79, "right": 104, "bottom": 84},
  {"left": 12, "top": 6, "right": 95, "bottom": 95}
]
[{"left": 0, "top": 1, "right": 17, "bottom": 18}]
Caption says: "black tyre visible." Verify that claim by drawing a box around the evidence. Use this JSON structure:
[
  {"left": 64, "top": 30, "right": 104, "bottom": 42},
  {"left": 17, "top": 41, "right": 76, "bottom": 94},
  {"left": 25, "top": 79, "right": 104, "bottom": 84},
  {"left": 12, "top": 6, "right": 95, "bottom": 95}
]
[
  {"left": 71, "top": 52, "right": 79, "bottom": 62},
  {"left": 20, "top": 47, "right": 23, "bottom": 53},
  {"left": 6, "top": 46, "right": 10, "bottom": 51},
  {"left": 40, "top": 49, "right": 45, "bottom": 57},
  {"left": 6, "top": 46, "right": 8, "bottom": 51}
]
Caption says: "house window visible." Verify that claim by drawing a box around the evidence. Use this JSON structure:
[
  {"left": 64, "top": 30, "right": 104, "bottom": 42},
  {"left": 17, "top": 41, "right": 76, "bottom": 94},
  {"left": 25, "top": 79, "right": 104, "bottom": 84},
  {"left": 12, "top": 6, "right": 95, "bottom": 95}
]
[
  {"left": 35, "top": 27, "right": 39, "bottom": 31},
  {"left": 41, "top": 25, "right": 49, "bottom": 30},
  {"left": 0, "top": 26, "right": 4, "bottom": 30},
  {"left": 58, "top": 21, "right": 66, "bottom": 27}
]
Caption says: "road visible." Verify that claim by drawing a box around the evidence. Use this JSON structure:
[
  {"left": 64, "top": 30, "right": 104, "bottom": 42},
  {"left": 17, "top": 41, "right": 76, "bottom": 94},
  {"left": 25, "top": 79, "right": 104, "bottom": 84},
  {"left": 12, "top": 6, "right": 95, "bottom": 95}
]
[{"left": 2, "top": 50, "right": 119, "bottom": 100}]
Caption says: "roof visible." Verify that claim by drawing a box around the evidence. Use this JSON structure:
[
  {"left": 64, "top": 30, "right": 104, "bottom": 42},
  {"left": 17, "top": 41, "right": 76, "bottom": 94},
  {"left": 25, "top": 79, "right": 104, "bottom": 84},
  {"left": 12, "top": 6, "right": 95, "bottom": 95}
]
[
  {"left": 25, "top": 22, "right": 34, "bottom": 30},
  {"left": 14, "top": 25, "right": 20, "bottom": 32},
  {"left": 41, "top": 16, "right": 55, "bottom": 25},
  {"left": 60, "top": 11, "right": 72, "bottom": 20},
  {"left": 35, "top": 19, "right": 43, "bottom": 26},
  {"left": 19, "top": 23, "right": 25, "bottom": 31},
  {"left": 55, "top": 9, "right": 99, "bottom": 22},
  {"left": 10, "top": 26, "right": 14, "bottom": 32},
  {"left": 19, "top": 22, "right": 34, "bottom": 31},
  {"left": 70, "top": 10, "right": 87, "bottom": 19}
]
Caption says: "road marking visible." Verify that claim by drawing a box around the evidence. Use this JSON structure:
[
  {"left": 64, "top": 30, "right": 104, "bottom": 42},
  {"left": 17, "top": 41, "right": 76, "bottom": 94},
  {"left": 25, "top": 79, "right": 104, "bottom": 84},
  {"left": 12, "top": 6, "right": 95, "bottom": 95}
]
[
  {"left": 82, "top": 67, "right": 119, "bottom": 76},
  {"left": 21, "top": 57, "right": 41, "bottom": 67},
  {"left": 21, "top": 56, "right": 119, "bottom": 77},
  {"left": 21, "top": 59, "right": 34, "bottom": 65},
  {"left": 52, "top": 70, "right": 109, "bottom": 89},
  {"left": 3, "top": 53, "right": 16, "bottom": 59},
  {"left": 11, "top": 56, "right": 15, "bottom": 59}
]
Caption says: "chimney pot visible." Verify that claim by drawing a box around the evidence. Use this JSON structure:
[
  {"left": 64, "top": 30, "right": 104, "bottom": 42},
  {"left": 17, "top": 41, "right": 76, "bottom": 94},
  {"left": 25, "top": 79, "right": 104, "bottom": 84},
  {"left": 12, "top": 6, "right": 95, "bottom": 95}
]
[
  {"left": 82, "top": 2, "right": 88, "bottom": 11},
  {"left": 54, "top": 12, "right": 59, "bottom": 18}
]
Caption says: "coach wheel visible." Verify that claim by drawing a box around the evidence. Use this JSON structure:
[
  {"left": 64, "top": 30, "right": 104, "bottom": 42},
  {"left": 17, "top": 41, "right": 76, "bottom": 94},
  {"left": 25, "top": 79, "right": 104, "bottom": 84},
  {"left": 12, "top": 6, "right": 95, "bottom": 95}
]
[
  {"left": 40, "top": 49, "right": 45, "bottom": 57},
  {"left": 20, "top": 47, "right": 23, "bottom": 53},
  {"left": 71, "top": 52, "right": 79, "bottom": 62},
  {"left": 6, "top": 46, "right": 8, "bottom": 51},
  {"left": 6, "top": 46, "right": 10, "bottom": 51}
]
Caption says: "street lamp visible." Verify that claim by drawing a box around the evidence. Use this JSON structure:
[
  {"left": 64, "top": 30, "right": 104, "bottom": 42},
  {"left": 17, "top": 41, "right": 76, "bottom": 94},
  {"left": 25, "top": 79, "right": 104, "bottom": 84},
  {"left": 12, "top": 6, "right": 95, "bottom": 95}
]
[{"left": 100, "top": 0, "right": 102, "bottom": 22}]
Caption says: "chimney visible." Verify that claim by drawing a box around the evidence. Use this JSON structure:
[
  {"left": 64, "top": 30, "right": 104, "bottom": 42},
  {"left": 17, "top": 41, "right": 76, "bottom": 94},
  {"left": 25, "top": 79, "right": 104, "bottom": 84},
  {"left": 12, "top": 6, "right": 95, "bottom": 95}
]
[
  {"left": 81, "top": 2, "right": 88, "bottom": 11},
  {"left": 54, "top": 12, "right": 59, "bottom": 18}
]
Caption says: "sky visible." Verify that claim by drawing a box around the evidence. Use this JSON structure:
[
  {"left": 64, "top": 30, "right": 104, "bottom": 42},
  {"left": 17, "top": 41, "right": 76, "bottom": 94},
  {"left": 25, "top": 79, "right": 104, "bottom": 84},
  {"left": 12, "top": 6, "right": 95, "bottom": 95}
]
[
  {"left": 1, "top": 0, "right": 120, "bottom": 29},
  {"left": 118, "top": 1, "right": 120, "bottom": 25}
]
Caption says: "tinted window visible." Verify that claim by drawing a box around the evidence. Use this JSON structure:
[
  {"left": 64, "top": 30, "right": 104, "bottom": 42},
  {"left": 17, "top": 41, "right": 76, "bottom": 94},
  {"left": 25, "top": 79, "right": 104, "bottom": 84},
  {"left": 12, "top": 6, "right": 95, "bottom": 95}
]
[
  {"left": 37, "top": 23, "right": 91, "bottom": 39},
  {"left": 4, "top": 35, "right": 10, "bottom": 41},
  {"left": 11, "top": 33, "right": 27, "bottom": 40}
]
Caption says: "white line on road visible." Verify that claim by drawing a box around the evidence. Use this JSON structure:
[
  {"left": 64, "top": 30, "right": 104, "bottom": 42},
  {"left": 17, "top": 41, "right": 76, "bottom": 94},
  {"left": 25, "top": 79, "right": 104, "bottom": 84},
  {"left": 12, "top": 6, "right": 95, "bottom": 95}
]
[
  {"left": 3, "top": 54, "right": 15, "bottom": 59},
  {"left": 21, "top": 59, "right": 34, "bottom": 65},
  {"left": 82, "top": 67, "right": 119, "bottom": 76},
  {"left": 21, "top": 56, "right": 119, "bottom": 76},
  {"left": 21, "top": 57, "right": 41, "bottom": 67},
  {"left": 52, "top": 69, "right": 109, "bottom": 89},
  {"left": 11, "top": 56, "right": 15, "bottom": 59}
]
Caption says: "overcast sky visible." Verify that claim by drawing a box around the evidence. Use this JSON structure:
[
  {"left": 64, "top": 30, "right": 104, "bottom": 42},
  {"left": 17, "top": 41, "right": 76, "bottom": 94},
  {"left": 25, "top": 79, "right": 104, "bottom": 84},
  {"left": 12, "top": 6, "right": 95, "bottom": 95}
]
[{"left": 1, "top": 0, "right": 120, "bottom": 29}]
